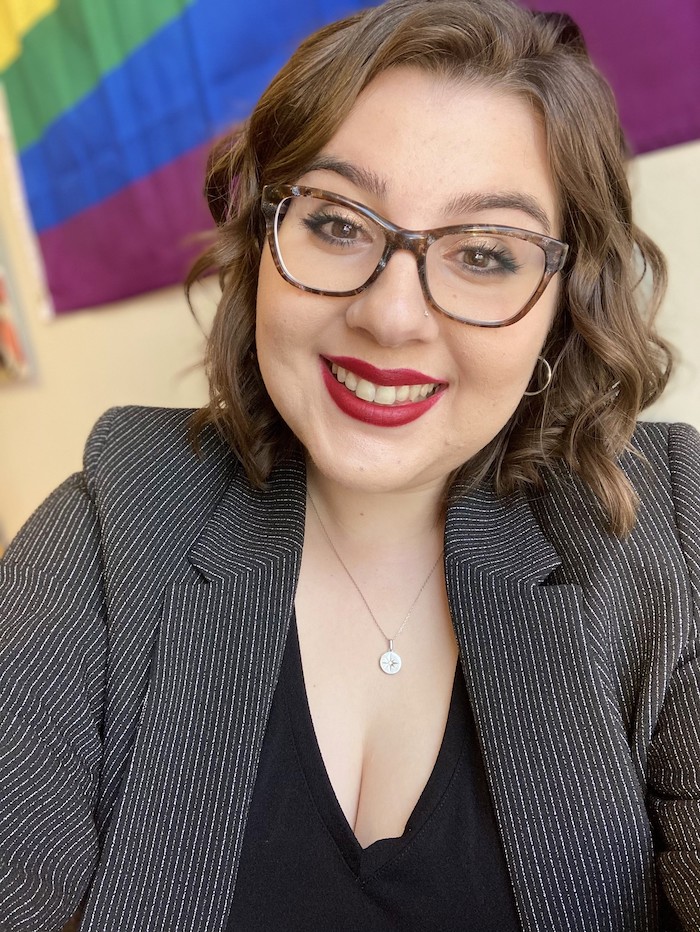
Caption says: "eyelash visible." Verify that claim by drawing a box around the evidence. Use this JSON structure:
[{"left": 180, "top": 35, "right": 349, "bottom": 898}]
[
  {"left": 302, "top": 210, "right": 369, "bottom": 243},
  {"left": 463, "top": 242, "right": 522, "bottom": 274},
  {"left": 291, "top": 200, "right": 525, "bottom": 274}
]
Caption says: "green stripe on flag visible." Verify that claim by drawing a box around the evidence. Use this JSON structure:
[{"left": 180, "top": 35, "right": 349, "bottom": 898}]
[
  {"left": 1, "top": 0, "right": 193, "bottom": 150},
  {"left": 0, "top": 0, "right": 59, "bottom": 71}
]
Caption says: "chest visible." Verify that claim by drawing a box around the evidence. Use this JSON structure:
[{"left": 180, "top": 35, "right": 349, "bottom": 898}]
[
  {"left": 229, "top": 616, "right": 522, "bottom": 930},
  {"left": 86, "top": 536, "right": 664, "bottom": 931},
  {"left": 294, "top": 566, "right": 459, "bottom": 847}
]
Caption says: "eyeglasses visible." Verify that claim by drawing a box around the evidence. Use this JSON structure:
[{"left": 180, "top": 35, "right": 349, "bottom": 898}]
[{"left": 261, "top": 184, "right": 568, "bottom": 327}]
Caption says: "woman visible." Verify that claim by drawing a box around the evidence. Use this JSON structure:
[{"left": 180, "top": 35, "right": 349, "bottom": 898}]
[{"left": 1, "top": 0, "right": 698, "bottom": 929}]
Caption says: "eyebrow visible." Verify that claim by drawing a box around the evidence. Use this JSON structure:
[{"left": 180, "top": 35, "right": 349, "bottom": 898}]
[
  {"left": 444, "top": 191, "right": 552, "bottom": 235},
  {"left": 299, "top": 155, "right": 552, "bottom": 234},
  {"left": 300, "top": 155, "right": 388, "bottom": 200}
]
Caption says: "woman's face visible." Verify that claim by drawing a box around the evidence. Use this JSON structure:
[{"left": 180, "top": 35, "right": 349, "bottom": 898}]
[{"left": 255, "top": 67, "right": 561, "bottom": 496}]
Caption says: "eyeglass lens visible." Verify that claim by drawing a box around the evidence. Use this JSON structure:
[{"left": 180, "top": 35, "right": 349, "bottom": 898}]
[{"left": 272, "top": 193, "right": 548, "bottom": 323}]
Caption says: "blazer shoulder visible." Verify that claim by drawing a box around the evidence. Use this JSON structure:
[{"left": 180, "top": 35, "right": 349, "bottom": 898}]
[
  {"left": 538, "top": 420, "right": 697, "bottom": 498},
  {"left": 625, "top": 421, "right": 700, "bottom": 509},
  {"left": 81, "top": 406, "right": 239, "bottom": 534},
  {"left": 532, "top": 421, "right": 700, "bottom": 574},
  {"left": 637, "top": 421, "right": 700, "bottom": 587},
  {"left": 628, "top": 419, "right": 700, "bottom": 464},
  {"left": 84, "top": 405, "right": 235, "bottom": 487}
]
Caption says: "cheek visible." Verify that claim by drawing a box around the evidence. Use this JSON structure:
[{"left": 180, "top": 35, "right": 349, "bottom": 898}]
[
  {"left": 255, "top": 249, "right": 331, "bottom": 418},
  {"left": 452, "top": 337, "right": 535, "bottom": 394},
  {"left": 255, "top": 256, "right": 291, "bottom": 402},
  {"left": 255, "top": 249, "right": 281, "bottom": 339},
  {"left": 255, "top": 310, "right": 300, "bottom": 414},
  {"left": 448, "top": 303, "right": 556, "bottom": 403},
  {"left": 255, "top": 249, "right": 301, "bottom": 371}
]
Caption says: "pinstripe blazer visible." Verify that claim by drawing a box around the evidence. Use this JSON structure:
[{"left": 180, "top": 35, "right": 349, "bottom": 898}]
[{"left": 1, "top": 405, "right": 699, "bottom": 932}]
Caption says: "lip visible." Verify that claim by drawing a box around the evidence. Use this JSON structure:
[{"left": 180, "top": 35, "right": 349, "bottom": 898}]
[
  {"left": 320, "top": 359, "right": 444, "bottom": 427},
  {"left": 324, "top": 355, "right": 441, "bottom": 388}
]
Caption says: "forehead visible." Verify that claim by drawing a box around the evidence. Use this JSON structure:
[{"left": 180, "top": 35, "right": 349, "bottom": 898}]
[{"left": 304, "top": 67, "right": 559, "bottom": 232}]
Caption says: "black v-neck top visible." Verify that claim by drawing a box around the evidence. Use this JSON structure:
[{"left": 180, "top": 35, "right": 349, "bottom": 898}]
[{"left": 228, "top": 616, "right": 521, "bottom": 930}]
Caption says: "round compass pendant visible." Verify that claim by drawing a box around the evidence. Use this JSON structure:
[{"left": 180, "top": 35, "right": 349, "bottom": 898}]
[{"left": 379, "top": 650, "right": 402, "bottom": 675}]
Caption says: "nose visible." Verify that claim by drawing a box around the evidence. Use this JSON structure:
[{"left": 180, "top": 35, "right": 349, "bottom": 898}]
[{"left": 345, "top": 249, "right": 435, "bottom": 347}]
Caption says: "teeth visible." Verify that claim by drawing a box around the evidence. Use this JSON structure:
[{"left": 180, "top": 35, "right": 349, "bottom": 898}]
[
  {"left": 355, "top": 379, "right": 376, "bottom": 402},
  {"left": 329, "top": 363, "right": 438, "bottom": 406},
  {"left": 375, "top": 386, "right": 397, "bottom": 405}
]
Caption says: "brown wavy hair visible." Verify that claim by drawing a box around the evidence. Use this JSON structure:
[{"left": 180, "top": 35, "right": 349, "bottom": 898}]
[{"left": 187, "top": 0, "right": 671, "bottom": 536}]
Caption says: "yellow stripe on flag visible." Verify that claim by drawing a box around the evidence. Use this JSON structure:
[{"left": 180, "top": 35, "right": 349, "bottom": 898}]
[{"left": 0, "top": 0, "right": 59, "bottom": 71}]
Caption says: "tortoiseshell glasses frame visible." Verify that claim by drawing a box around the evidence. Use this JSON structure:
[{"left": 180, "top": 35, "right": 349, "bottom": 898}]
[{"left": 261, "top": 184, "right": 569, "bottom": 328}]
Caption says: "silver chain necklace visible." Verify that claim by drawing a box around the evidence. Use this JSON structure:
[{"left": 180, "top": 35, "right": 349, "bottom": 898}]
[{"left": 308, "top": 493, "right": 443, "bottom": 676}]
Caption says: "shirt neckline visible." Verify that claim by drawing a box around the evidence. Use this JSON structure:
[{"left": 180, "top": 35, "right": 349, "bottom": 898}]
[{"left": 282, "top": 612, "right": 468, "bottom": 881}]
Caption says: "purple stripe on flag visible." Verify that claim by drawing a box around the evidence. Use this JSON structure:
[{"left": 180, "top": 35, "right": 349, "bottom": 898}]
[
  {"left": 39, "top": 142, "right": 214, "bottom": 313},
  {"left": 528, "top": 0, "right": 700, "bottom": 155}
]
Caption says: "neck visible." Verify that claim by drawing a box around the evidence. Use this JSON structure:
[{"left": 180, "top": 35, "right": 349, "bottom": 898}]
[{"left": 305, "top": 458, "right": 446, "bottom": 552}]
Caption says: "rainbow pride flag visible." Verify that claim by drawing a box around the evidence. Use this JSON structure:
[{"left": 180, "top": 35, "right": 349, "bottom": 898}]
[
  {"left": 0, "top": 0, "right": 698, "bottom": 313},
  {"left": 0, "top": 0, "right": 380, "bottom": 312}
]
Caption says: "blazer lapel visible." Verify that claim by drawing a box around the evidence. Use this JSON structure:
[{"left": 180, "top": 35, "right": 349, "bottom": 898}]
[
  {"left": 446, "top": 486, "right": 654, "bottom": 931},
  {"left": 82, "top": 458, "right": 307, "bottom": 932},
  {"left": 83, "top": 458, "right": 654, "bottom": 931}
]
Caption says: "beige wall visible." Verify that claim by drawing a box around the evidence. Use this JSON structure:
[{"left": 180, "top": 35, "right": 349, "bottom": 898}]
[
  {"left": 0, "top": 88, "right": 210, "bottom": 546},
  {"left": 1, "top": 133, "right": 699, "bottom": 545},
  {"left": 632, "top": 141, "right": 700, "bottom": 424}
]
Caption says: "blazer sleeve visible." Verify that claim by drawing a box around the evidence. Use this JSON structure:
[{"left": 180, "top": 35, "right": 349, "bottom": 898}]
[
  {"left": 647, "top": 422, "right": 700, "bottom": 929},
  {"left": 0, "top": 418, "right": 112, "bottom": 931}
]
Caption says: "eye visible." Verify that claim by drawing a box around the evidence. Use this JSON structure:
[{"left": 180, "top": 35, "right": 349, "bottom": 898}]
[
  {"left": 326, "top": 218, "right": 361, "bottom": 241},
  {"left": 462, "top": 246, "right": 493, "bottom": 269},
  {"left": 303, "top": 208, "right": 372, "bottom": 247},
  {"left": 446, "top": 239, "right": 522, "bottom": 276}
]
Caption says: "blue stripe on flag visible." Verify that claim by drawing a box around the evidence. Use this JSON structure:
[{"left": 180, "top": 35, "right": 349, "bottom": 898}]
[{"left": 22, "top": 0, "right": 375, "bottom": 231}]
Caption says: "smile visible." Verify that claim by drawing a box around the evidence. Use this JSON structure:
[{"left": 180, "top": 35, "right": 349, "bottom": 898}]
[
  {"left": 320, "top": 356, "right": 446, "bottom": 427},
  {"left": 330, "top": 363, "right": 440, "bottom": 406}
]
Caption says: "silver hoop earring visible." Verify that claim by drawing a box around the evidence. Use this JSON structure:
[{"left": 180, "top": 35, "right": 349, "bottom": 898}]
[{"left": 523, "top": 356, "right": 552, "bottom": 397}]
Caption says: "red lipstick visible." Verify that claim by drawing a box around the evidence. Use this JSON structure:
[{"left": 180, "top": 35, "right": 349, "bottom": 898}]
[
  {"left": 320, "top": 358, "right": 445, "bottom": 427},
  {"left": 325, "top": 355, "right": 441, "bottom": 387}
]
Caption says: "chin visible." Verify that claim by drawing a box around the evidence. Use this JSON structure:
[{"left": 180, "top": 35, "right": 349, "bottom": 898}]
[{"left": 302, "top": 437, "right": 453, "bottom": 497}]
